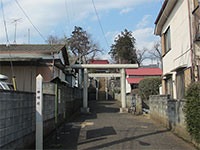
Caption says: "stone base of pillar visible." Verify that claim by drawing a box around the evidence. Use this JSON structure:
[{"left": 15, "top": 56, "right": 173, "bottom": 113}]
[
  {"left": 120, "top": 108, "right": 129, "bottom": 113},
  {"left": 81, "top": 107, "right": 90, "bottom": 113}
]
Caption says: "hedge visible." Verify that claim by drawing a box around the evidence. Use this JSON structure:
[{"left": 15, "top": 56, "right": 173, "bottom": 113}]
[
  {"left": 138, "top": 77, "right": 162, "bottom": 101},
  {"left": 184, "top": 82, "right": 200, "bottom": 143}
]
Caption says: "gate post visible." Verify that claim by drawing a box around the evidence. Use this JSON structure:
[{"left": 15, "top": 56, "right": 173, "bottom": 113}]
[
  {"left": 120, "top": 68, "right": 127, "bottom": 112},
  {"left": 105, "top": 78, "right": 108, "bottom": 100},
  {"left": 36, "top": 74, "right": 43, "bottom": 149},
  {"left": 81, "top": 68, "right": 90, "bottom": 113},
  {"left": 95, "top": 78, "right": 99, "bottom": 101}
]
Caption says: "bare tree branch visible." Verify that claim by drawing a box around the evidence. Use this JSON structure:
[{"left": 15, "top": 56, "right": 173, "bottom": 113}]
[
  {"left": 68, "top": 26, "right": 103, "bottom": 64},
  {"left": 148, "top": 41, "right": 162, "bottom": 68},
  {"left": 137, "top": 48, "right": 148, "bottom": 66}
]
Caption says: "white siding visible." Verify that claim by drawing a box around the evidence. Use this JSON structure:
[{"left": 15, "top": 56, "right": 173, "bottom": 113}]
[{"left": 162, "top": 0, "right": 192, "bottom": 75}]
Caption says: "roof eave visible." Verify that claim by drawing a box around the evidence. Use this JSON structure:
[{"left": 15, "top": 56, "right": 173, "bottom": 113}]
[{"left": 154, "top": 0, "right": 178, "bottom": 36}]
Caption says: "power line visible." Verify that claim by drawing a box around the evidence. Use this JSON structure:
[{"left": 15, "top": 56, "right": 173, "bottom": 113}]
[
  {"left": 14, "top": 0, "right": 46, "bottom": 42},
  {"left": 64, "top": 0, "right": 71, "bottom": 33},
  {"left": 91, "top": 0, "right": 110, "bottom": 50},
  {"left": 1, "top": 0, "right": 16, "bottom": 89},
  {"left": 1, "top": 0, "right": 9, "bottom": 44}
]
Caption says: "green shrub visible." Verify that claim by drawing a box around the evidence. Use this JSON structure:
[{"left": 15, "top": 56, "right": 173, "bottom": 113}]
[
  {"left": 184, "top": 82, "right": 200, "bottom": 143},
  {"left": 138, "top": 77, "right": 161, "bottom": 101}
]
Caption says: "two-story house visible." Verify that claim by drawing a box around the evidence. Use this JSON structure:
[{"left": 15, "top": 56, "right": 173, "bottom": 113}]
[{"left": 154, "top": 0, "right": 200, "bottom": 99}]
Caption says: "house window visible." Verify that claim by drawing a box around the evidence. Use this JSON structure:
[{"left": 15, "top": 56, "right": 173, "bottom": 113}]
[
  {"left": 164, "top": 27, "right": 171, "bottom": 53},
  {"left": 176, "top": 70, "right": 185, "bottom": 99}
]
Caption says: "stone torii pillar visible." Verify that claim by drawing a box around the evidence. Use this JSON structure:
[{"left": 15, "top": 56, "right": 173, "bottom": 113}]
[
  {"left": 121, "top": 68, "right": 126, "bottom": 107},
  {"left": 81, "top": 68, "right": 90, "bottom": 113},
  {"left": 120, "top": 68, "right": 127, "bottom": 112}
]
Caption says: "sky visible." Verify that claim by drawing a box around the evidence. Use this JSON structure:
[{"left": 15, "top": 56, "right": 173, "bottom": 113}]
[{"left": 0, "top": 0, "right": 164, "bottom": 64}]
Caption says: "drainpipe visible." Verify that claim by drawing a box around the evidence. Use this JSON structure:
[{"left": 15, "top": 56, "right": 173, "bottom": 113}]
[
  {"left": 55, "top": 83, "right": 58, "bottom": 143},
  {"left": 55, "top": 83, "right": 58, "bottom": 125},
  {"left": 192, "top": 0, "right": 200, "bottom": 81},
  {"left": 187, "top": 0, "right": 195, "bottom": 82}
]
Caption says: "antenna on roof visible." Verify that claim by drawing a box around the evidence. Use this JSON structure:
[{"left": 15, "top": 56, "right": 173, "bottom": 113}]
[
  {"left": 28, "top": 28, "right": 30, "bottom": 44},
  {"left": 12, "top": 18, "right": 22, "bottom": 44}
]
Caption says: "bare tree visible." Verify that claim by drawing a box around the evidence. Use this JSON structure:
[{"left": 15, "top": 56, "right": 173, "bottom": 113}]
[
  {"left": 68, "top": 26, "right": 102, "bottom": 64},
  {"left": 149, "top": 41, "right": 162, "bottom": 69},
  {"left": 45, "top": 35, "right": 67, "bottom": 44},
  {"left": 137, "top": 48, "right": 148, "bottom": 66},
  {"left": 45, "top": 28, "right": 102, "bottom": 64}
]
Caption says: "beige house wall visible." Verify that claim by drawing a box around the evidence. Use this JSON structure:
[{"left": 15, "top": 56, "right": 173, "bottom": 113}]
[
  {"left": 37, "top": 66, "right": 53, "bottom": 82},
  {"left": 162, "top": 79, "right": 166, "bottom": 95},
  {"left": 0, "top": 66, "right": 37, "bottom": 92},
  {"left": 0, "top": 65, "right": 55, "bottom": 92},
  {"left": 184, "top": 68, "right": 192, "bottom": 89}
]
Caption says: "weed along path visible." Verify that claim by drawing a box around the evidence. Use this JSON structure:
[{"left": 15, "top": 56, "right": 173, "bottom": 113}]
[{"left": 44, "top": 100, "right": 196, "bottom": 150}]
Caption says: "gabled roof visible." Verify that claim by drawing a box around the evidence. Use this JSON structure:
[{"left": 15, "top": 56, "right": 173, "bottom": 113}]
[
  {"left": 90, "top": 60, "right": 109, "bottom": 64},
  {"left": 0, "top": 44, "right": 69, "bottom": 65},
  {"left": 0, "top": 44, "right": 65, "bottom": 53},
  {"left": 126, "top": 68, "right": 163, "bottom": 76}
]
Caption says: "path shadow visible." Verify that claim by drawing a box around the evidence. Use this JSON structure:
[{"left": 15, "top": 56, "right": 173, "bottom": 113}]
[
  {"left": 44, "top": 100, "right": 120, "bottom": 150},
  {"left": 89, "top": 100, "right": 120, "bottom": 114},
  {"left": 83, "top": 129, "right": 170, "bottom": 150},
  {"left": 86, "top": 126, "right": 117, "bottom": 139}
]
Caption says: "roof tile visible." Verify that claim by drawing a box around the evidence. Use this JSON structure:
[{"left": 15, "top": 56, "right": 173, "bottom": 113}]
[
  {"left": 126, "top": 68, "right": 163, "bottom": 76},
  {"left": 0, "top": 44, "right": 65, "bottom": 53}
]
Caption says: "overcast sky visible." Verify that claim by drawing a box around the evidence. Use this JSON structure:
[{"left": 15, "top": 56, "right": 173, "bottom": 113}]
[{"left": 0, "top": 0, "right": 164, "bottom": 62}]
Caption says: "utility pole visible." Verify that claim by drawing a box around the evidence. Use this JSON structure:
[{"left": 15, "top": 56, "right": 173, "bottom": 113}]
[{"left": 12, "top": 18, "right": 22, "bottom": 44}]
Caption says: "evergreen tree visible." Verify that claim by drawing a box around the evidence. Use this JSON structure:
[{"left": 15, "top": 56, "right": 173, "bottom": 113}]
[{"left": 109, "top": 29, "right": 137, "bottom": 64}]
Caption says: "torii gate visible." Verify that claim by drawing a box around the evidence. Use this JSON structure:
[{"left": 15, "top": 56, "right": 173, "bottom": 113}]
[{"left": 70, "top": 64, "right": 138, "bottom": 113}]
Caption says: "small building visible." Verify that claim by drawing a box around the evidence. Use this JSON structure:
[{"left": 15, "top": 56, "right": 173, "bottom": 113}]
[
  {"left": 0, "top": 44, "right": 70, "bottom": 92},
  {"left": 126, "top": 68, "right": 163, "bottom": 90},
  {"left": 89, "top": 60, "right": 109, "bottom": 64},
  {"left": 89, "top": 60, "right": 109, "bottom": 73}
]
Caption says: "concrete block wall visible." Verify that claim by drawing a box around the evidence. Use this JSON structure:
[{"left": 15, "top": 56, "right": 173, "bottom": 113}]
[
  {"left": 114, "top": 93, "right": 135, "bottom": 107},
  {"left": 149, "top": 95, "right": 191, "bottom": 143},
  {"left": 135, "top": 95, "right": 143, "bottom": 115},
  {"left": 149, "top": 95, "right": 186, "bottom": 127},
  {"left": 0, "top": 84, "right": 82, "bottom": 149},
  {"left": 114, "top": 93, "right": 142, "bottom": 115},
  {"left": 0, "top": 90, "right": 36, "bottom": 149}
]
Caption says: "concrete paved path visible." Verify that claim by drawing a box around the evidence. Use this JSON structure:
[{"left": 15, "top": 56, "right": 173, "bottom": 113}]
[{"left": 44, "top": 100, "right": 196, "bottom": 150}]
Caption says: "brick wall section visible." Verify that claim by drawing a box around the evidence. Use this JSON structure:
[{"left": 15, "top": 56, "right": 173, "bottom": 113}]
[
  {"left": 149, "top": 95, "right": 192, "bottom": 143},
  {"left": 0, "top": 84, "right": 82, "bottom": 149}
]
